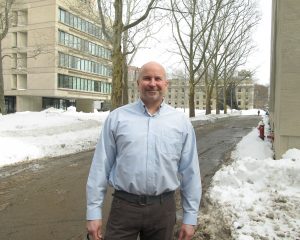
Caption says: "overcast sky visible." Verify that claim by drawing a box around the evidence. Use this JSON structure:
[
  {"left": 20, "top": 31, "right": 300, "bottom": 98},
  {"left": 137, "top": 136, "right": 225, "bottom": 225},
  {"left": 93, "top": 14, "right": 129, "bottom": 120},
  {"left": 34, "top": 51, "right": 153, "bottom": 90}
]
[
  {"left": 132, "top": 1, "right": 272, "bottom": 86},
  {"left": 245, "top": 0, "right": 272, "bottom": 86}
]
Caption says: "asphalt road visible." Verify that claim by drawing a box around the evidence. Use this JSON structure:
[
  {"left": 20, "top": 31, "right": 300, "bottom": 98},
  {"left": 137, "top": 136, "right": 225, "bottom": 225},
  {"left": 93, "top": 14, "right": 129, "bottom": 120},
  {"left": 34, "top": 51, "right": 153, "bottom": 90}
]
[{"left": 0, "top": 115, "right": 260, "bottom": 240}]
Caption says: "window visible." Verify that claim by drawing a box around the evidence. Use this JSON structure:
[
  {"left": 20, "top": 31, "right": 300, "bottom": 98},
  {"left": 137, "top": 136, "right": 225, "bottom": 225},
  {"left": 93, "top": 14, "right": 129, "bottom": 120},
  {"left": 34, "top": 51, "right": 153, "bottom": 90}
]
[
  {"left": 58, "top": 8, "right": 110, "bottom": 42},
  {"left": 58, "top": 52, "right": 112, "bottom": 76},
  {"left": 65, "top": 11, "right": 70, "bottom": 25},
  {"left": 59, "top": 8, "right": 66, "bottom": 22}
]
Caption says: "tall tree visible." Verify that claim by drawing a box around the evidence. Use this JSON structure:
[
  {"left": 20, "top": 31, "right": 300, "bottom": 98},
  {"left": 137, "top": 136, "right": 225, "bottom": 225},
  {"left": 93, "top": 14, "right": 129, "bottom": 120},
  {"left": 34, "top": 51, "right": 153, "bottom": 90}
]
[
  {"left": 0, "top": 0, "right": 14, "bottom": 115},
  {"left": 121, "top": 0, "right": 160, "bottom": 105},
  {"left": 215, "top": 0, "right": 259, "bottom": 113},
  {"left": 97, "top": 0, "right": 157, "bottom": 110},
  {"left": 170, "top": 0, "right": 223, "bottom": 117},
  {"left": 200, "top": 0, "right": 259, "bottom": 114}
]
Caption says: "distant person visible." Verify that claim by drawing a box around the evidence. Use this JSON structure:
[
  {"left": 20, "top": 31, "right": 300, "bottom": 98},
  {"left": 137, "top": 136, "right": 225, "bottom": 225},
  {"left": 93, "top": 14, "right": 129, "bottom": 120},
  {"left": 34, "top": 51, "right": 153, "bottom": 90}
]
[
  {"left": 258, "top": 110, "right": 260, "bottom": 116},
  {"left": 86, "top": 61, "right": 202, "bottom": 240},
  {"left": 265, "top": 110, "right": 269, "bottom": 116}
]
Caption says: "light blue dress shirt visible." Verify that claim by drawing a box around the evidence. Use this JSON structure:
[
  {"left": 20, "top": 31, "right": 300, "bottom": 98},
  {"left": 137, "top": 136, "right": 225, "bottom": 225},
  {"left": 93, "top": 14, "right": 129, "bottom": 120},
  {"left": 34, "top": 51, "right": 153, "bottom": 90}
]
[{"left": 86, "top": 99, "right": 202, "bottom": 225}]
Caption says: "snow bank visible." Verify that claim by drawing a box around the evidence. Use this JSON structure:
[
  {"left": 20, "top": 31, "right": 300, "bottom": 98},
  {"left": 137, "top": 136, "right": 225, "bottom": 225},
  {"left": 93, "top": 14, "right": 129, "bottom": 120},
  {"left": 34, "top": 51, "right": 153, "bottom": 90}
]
[
  {"left": 0, "top": 108, "right": 109, "bottom": 166},
  {"left": 208, "top": 129, "right": 300, "bottom": 239}
]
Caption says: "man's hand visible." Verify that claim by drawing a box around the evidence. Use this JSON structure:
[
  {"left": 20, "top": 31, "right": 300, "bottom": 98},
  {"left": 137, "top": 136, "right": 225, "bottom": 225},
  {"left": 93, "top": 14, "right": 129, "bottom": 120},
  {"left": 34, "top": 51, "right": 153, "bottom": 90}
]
[
  {"left": 178, "top": 224, "right": 195, "bottom": 240},
  {"left": 86, "top": 219, "right": 103, "bottom": 240}
]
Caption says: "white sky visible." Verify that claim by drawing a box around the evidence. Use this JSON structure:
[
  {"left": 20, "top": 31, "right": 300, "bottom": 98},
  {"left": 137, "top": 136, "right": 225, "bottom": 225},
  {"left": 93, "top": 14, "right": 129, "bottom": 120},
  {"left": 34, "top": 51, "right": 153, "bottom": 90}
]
[
  {"left": 0, "top": 107, "right": 299, "bottom": 239},
  {"left": 132, "top": 1, "right": 272, "bottom": 86}
]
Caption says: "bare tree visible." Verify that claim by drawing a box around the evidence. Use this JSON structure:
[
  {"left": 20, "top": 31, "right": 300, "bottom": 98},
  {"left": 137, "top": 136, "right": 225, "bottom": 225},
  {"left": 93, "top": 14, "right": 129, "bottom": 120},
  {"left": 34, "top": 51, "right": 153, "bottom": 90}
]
[
  {"left": 96, "top": 0, "right": 158, "bottom": 110},
  {"left": 121, "top": 0, "right": 162, "bottom": 105},
  {"left": 170, "top": 0, "right": 223, "bottom": 117},
  {"left": 199, "top": 0, "right": 259, "bottom": 114},
  {"left": 0, "top": 0, "right": 14, "bottom": 115},
  {"left": 215, "top": 0, "right": 260, "bottom": 113}
]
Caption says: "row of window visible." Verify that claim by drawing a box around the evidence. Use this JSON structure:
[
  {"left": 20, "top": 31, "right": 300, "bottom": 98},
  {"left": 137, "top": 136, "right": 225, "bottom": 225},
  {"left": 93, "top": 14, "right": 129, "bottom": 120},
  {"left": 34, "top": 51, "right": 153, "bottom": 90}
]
[
  {"left": 58, "top": 30, "right": 111, "bottom": 60},
  {"left": 59, "top": 8, "right": 109, "bottom": 41},
  {"left": 59, "top": 52, "right": 111, "bottom": 77},
  {"left": 58, "top": 74, "right": 111, "bottom": 93}
]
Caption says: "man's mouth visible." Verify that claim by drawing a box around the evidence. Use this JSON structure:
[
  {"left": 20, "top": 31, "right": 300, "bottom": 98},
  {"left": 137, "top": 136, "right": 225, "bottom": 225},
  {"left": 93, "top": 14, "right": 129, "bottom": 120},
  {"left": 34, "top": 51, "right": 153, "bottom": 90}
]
[{"left": 146, "top": 90, "right": 158, "bottom": 93}]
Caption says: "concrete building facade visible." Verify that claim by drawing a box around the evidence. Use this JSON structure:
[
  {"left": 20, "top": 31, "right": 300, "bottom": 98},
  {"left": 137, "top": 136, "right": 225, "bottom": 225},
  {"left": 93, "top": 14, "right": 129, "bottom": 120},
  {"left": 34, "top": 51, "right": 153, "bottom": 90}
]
[
  {"left": 269, "top": 0, "right": 300, "bottom": 158},
  {"left": 3, "top": 0, "right": 112, "bottom": 113}
]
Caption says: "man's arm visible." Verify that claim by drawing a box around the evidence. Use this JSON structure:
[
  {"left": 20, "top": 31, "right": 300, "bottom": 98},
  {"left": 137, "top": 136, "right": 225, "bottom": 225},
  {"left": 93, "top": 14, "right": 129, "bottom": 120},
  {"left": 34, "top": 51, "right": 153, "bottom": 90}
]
[
  {"left": 86, "top": 115, "right": 116, "bottom": 221},
  {"left": 178, "top": 121, "right": 202, "bottom": 225}
]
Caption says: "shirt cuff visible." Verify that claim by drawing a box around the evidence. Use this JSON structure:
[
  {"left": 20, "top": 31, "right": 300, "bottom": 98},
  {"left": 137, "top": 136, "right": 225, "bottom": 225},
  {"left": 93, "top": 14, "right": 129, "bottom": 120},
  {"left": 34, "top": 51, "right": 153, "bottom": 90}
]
[
  {"left": 183, "top": 212, "right": 198, "bottom": 225},
  {"left": 86, "top": 207, "right": 102, "bottom": 220}
]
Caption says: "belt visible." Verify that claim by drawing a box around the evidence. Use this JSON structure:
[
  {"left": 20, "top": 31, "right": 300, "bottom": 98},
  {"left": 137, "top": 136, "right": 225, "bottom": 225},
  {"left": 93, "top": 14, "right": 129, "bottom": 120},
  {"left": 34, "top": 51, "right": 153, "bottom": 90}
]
[{"left": 113, "top": 190, "right": 175, "bottom": 206}]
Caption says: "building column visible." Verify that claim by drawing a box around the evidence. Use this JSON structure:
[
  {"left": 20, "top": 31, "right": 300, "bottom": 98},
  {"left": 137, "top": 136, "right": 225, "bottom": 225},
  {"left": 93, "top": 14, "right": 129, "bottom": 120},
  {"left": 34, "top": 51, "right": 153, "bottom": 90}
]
[
  {"left": 16, "top": 96, "right": 42, "bottom": 112},
  {"left": 76, "top": 99, "right": 94, "bottom": 113}
]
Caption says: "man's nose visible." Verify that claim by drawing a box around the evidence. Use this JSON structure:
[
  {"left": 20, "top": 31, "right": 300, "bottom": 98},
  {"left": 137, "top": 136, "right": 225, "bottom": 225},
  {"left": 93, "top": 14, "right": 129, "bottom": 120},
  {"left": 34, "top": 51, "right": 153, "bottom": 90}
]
[{"left": 148, "top": 78, "right": 156, "bottom": 86}]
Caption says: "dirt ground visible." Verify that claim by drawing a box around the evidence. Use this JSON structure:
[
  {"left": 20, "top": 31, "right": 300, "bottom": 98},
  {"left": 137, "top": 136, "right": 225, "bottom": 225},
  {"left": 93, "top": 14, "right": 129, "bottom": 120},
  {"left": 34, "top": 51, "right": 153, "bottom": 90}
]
[{"left": 0, "top": 151, "right": 92, "bottom": 240}]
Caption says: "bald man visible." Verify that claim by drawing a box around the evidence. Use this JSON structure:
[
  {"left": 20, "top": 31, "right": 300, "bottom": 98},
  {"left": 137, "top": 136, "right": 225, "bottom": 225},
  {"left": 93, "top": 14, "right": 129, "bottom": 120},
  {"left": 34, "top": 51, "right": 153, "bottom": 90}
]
[{"left": 86, "top": 62, "right": 201, "bottom": 240}]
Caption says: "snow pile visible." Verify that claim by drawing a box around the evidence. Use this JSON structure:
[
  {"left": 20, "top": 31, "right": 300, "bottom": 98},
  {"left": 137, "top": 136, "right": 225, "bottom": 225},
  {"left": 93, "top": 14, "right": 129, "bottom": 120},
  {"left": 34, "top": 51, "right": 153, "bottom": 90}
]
[
  {"left": 208, "top": 127, "right": 300, "bottom": 239},
  {"left": 0, "top": 107, "right": 109, "bottom": 166}
]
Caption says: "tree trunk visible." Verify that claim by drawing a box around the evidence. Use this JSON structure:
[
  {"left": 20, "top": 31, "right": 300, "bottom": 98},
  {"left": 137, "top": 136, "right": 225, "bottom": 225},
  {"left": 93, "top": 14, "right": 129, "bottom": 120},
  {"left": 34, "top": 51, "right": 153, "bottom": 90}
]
[
  {"left": 215, "top": 80, "right": 220, "bottom": 114},
  {"left": 0, "top": 41, "right": 6, "bottom": 115},
  {"left": 189, "top": 83, "right": 195, "bottom": 117},
  {"left": 122, "top": 25, "right": 129, "bottom": 105},
  {"left": 122, "top": 58, "right": 129, "bottom": 105},
  {"left": 204, "top": 66, "right": 211, "bottom": 115},
  {"left": 205, "top": 89, "right": 211, "bottom": 115},
  {"left": 223, "top": 86, "right": 227, "bottom": 114},
  {"left": 110, "top": 0, "right": 124, "bottom": 110}
]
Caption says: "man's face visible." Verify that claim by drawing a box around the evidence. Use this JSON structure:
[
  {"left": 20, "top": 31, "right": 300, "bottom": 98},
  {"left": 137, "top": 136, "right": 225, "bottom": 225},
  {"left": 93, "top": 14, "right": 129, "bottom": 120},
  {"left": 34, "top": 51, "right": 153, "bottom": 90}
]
[{"left": 137, "top": 63, "right": 168, "bottom": 105}]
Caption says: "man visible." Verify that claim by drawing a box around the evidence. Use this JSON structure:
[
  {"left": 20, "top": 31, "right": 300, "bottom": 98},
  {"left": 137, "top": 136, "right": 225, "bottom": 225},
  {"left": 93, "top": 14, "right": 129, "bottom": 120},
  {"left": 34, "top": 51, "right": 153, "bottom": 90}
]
[{"left": 86, "top": 61, "right": 201, "bottom": 240}]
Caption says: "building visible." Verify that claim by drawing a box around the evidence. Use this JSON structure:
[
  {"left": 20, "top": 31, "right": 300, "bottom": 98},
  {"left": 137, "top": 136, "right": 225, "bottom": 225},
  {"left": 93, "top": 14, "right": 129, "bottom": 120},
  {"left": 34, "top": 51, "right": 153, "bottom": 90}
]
[
  {"left": 269, "top": 0, "right": 300, "bottom": 158},
  {"left": 128, "top": 69, "right": 254, "bottom": 111},
  {"left": 253, "top": 84, "right": 269, "bottom": 110},
  {"left": 2, "top": 0, "right": 112, "bottom": 113}
]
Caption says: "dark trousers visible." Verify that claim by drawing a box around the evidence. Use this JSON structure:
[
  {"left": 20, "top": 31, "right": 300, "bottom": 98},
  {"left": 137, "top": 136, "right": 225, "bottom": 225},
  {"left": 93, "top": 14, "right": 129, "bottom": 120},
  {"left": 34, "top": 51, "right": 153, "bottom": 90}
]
[{"left": 105, "top": 194, "right": 176, "bottom": 240}]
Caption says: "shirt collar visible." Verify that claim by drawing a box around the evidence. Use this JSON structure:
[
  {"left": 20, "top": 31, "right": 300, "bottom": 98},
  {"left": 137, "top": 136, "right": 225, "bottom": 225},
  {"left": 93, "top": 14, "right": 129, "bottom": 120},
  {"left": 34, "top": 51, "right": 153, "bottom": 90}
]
[{"left": 137, "top": 98, "right": 165, "bottom": 116}]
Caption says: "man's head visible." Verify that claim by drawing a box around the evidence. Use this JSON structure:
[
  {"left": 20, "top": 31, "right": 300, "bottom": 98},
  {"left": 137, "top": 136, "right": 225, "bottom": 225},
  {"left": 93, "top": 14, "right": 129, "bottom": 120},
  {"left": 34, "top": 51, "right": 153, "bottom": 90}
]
[{"left": 137, "top": 61, "right": 168, "bottom": 107}]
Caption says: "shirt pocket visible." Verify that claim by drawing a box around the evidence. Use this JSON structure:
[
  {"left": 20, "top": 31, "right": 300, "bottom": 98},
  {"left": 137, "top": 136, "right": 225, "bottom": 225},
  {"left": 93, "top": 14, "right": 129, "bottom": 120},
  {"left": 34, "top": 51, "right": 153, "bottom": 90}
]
[{"left": 159, "top": 130, "right": 183, "bottom": 157}]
